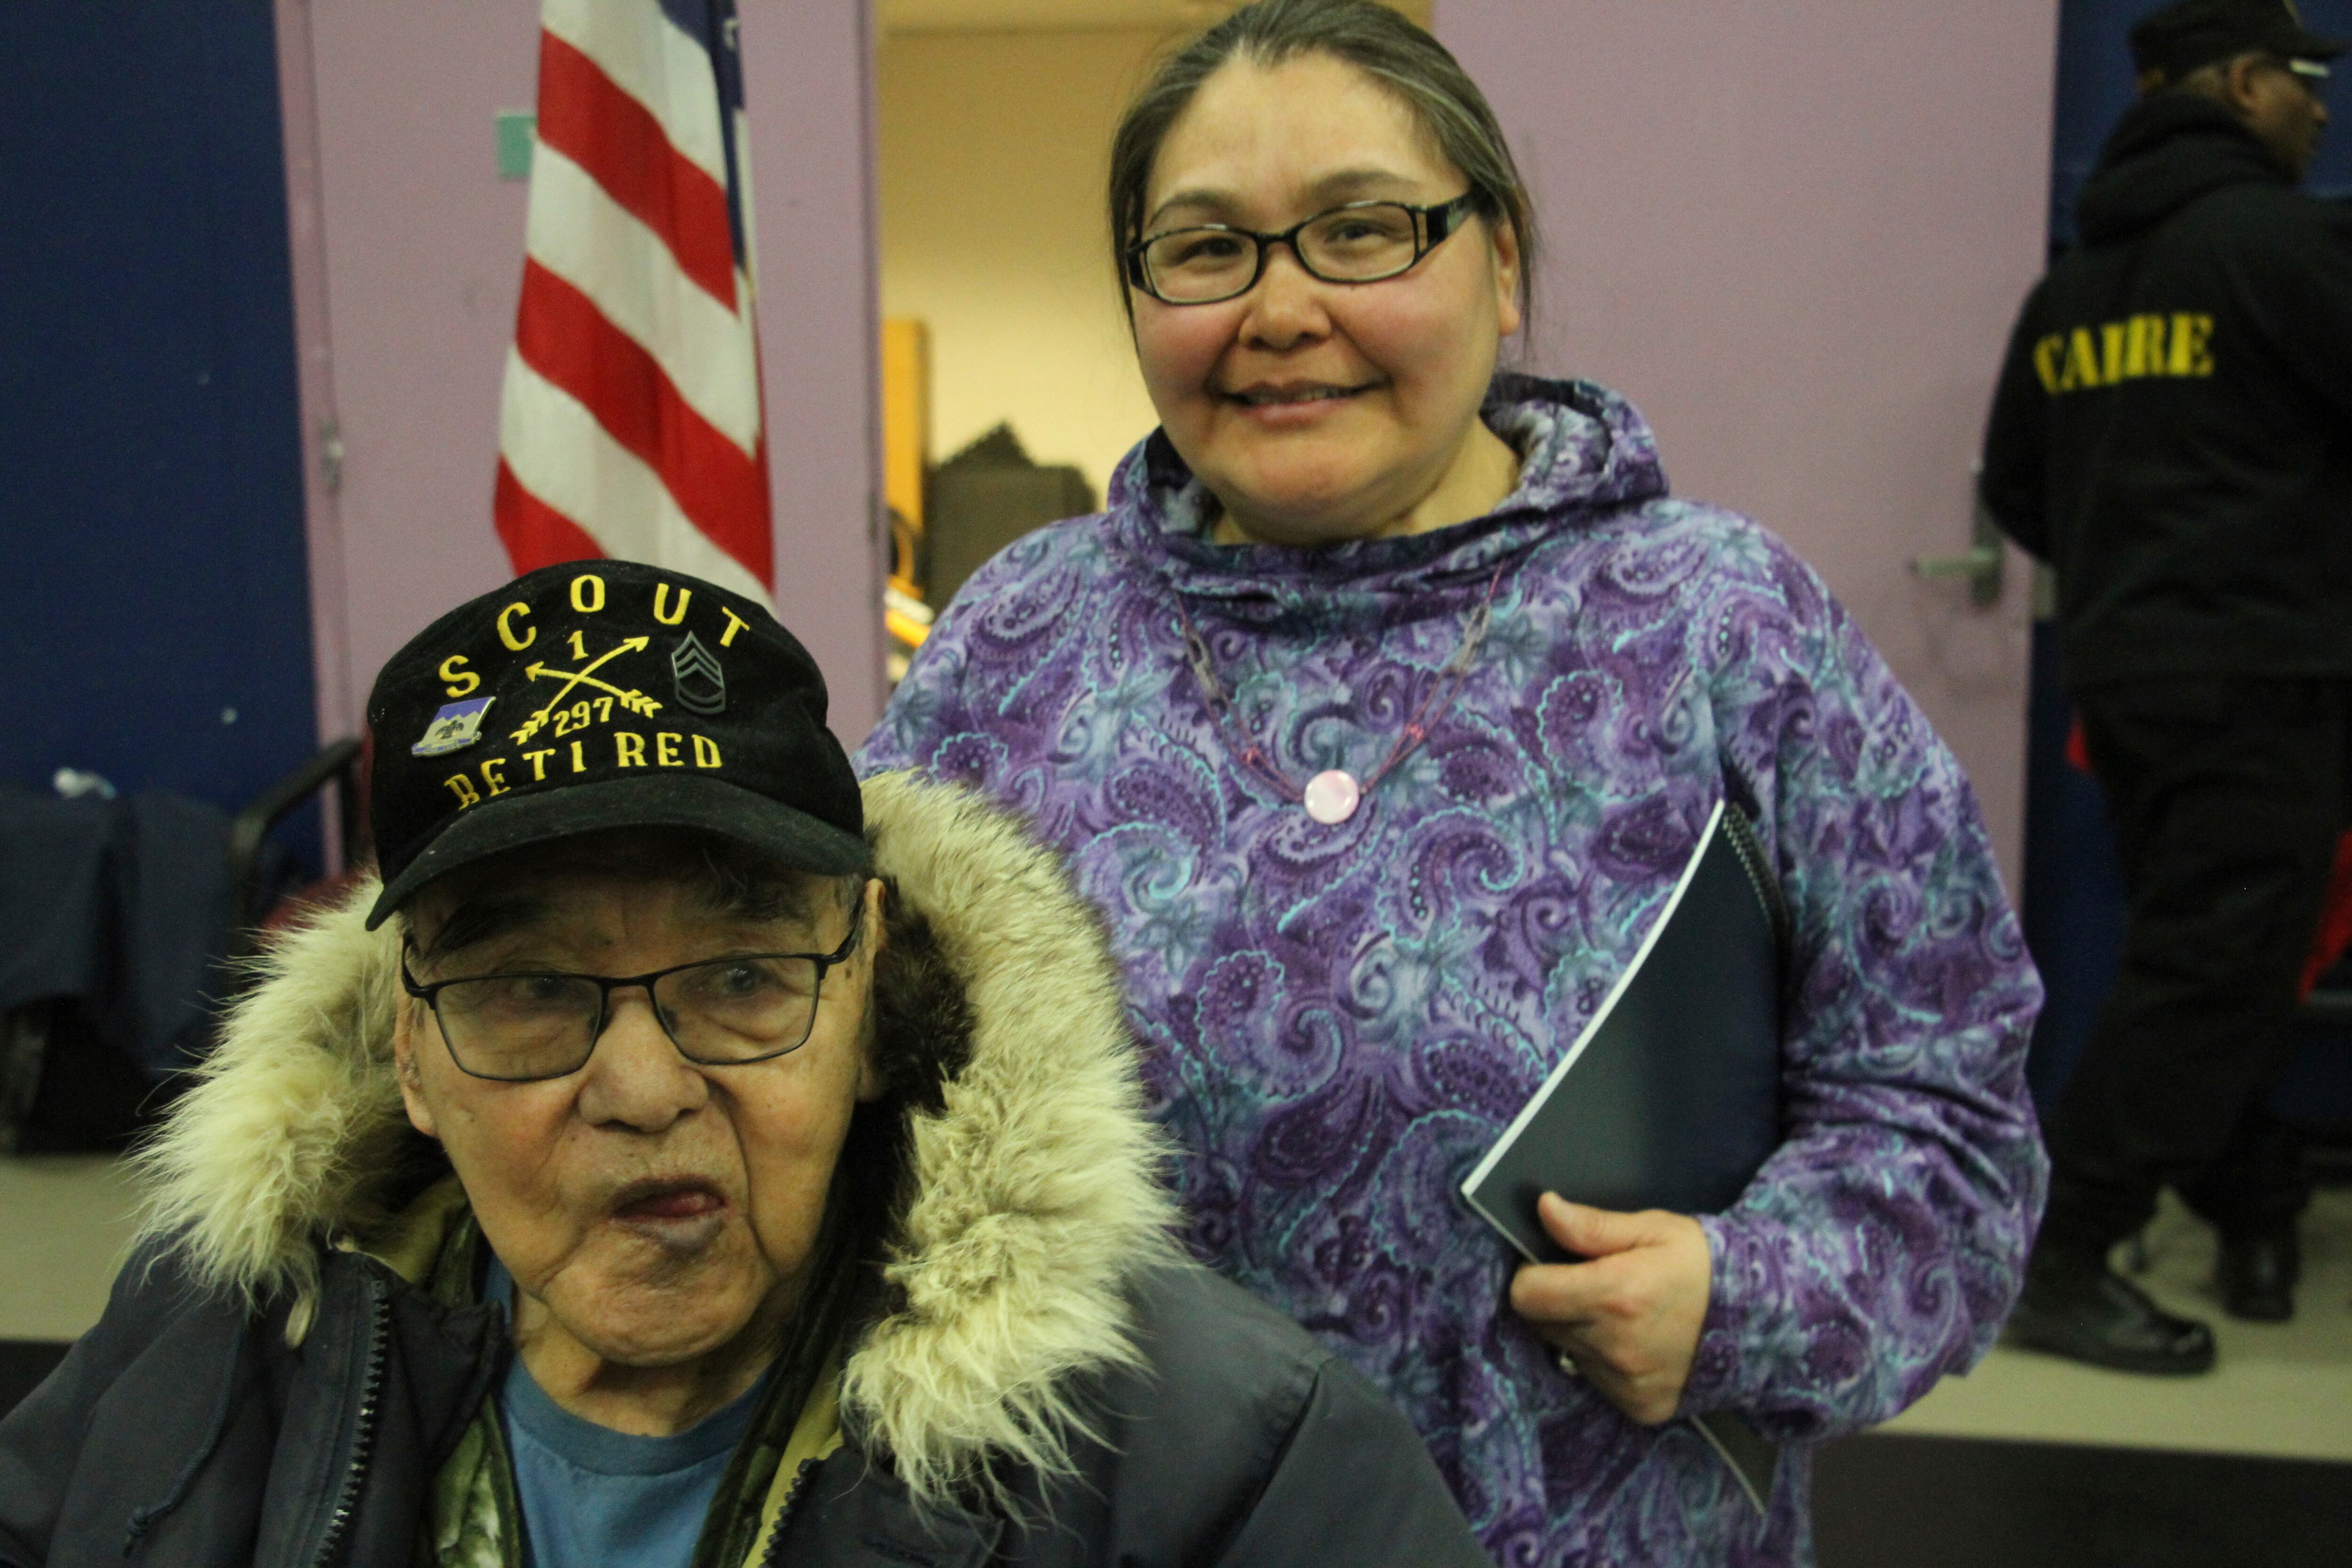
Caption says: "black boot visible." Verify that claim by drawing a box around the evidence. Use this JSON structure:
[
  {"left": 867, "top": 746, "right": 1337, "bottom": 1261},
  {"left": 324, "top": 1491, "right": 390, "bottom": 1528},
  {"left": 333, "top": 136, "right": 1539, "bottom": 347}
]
[
  {"left": 2005, "top": 1241, "right": 2216, "bottom": 1375},
  {"left": 2217, "top": 1222, "right": 2299, "bottom": 1322}
]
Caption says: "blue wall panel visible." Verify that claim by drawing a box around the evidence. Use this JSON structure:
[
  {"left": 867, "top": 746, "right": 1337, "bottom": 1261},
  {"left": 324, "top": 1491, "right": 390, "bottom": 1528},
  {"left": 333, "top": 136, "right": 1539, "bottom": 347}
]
[{"left": 0, "top": 0, "right": 319, "bottom": 867}]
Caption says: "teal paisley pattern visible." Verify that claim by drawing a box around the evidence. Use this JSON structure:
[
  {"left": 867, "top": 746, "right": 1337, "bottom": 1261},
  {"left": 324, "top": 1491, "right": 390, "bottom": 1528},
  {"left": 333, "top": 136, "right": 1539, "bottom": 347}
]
[{"left": 857, "top": 377, "right": 2045, "bottom": 1567}]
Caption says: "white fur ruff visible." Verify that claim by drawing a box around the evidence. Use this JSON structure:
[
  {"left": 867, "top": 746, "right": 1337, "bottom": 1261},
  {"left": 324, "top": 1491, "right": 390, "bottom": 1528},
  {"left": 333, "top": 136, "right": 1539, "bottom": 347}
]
[{"left": 131, "top": 772, "right": 1179, "bottom": 1507}]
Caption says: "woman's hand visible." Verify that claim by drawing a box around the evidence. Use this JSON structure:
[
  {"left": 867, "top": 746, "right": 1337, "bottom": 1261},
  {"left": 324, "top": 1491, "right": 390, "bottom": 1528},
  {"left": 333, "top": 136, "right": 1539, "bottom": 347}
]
[{"left": 1507, "top": 1193, "right": 1713, "bottom": 1425}]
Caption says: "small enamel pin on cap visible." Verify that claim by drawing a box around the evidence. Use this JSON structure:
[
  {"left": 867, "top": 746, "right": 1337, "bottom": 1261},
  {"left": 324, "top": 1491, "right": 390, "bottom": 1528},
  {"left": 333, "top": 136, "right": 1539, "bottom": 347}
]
[
  {"left": 362, "top": 561, "right": 868, "bottom": 928},
  {"left": 409, "top": 697, "right": 494, "bottom": 757}
]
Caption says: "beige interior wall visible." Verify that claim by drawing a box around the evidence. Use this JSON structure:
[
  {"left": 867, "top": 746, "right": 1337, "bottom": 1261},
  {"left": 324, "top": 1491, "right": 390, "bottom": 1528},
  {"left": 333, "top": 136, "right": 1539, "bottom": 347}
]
[{"left": 876, "top": 28, "right": 1170, "bottom": 501}]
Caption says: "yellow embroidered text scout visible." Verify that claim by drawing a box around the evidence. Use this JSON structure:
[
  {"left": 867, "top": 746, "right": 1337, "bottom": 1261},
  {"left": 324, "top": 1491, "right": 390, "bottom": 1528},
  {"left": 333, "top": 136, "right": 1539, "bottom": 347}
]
[{"left": 435, "top": 572, "right": 742, "bottom": 809}]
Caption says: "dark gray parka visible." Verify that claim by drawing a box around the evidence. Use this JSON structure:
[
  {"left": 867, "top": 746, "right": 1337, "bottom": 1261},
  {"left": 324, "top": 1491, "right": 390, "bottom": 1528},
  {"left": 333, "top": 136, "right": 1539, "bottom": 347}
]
[{"left": 0, "top": 776, "right": 1489, "bottom": 1568}]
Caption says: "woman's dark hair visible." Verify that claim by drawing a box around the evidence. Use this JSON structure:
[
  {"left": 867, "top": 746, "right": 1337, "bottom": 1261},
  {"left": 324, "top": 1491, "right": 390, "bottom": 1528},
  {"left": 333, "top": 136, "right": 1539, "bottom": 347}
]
[{"left": 1107, "top": 0, "right": 1539, "bottom": 331}]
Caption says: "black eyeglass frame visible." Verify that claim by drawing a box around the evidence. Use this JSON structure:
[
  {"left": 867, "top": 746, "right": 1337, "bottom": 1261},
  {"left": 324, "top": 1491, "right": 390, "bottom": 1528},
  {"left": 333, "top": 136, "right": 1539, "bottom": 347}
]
[
  {"left": 399, "top": 924, "right": 863, "bottom": 1082},
  {"left": 1123, "top": 191, "right": 1492, "bottom": 305}
]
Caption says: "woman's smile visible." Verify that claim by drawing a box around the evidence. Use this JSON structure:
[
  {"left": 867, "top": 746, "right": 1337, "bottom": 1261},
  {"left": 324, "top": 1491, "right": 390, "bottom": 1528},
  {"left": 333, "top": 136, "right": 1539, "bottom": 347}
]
[{"left": 1224, "top": 376, "right": 1379, "bottom": 422}]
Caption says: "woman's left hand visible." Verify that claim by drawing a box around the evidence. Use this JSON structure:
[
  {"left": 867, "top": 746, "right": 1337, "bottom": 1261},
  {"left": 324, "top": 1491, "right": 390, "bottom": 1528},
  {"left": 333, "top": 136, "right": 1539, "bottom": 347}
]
[{"left": 1507, "top": 1193, "right": 1713, "bottom": 1425}]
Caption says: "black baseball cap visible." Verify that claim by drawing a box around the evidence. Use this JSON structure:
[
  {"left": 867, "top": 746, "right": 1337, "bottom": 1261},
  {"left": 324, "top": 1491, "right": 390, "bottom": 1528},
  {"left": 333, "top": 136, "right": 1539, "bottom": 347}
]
[
  {"left": 2130, "top": 0, "right": 2345, "bottom": 85},
  {"left": 363, "top": 560, "right": 868, "bottom": 929}
]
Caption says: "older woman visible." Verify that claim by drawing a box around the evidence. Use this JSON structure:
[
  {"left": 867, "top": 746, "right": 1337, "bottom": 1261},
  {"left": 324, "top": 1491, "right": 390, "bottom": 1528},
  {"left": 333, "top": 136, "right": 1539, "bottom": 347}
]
[{"left": 859, "top": 1, "right": 2046, "bottom": 1563}]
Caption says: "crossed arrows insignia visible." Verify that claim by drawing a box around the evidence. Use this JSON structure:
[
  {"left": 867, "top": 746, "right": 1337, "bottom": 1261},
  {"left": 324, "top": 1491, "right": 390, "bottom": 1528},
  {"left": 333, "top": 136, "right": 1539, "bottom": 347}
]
[{"left": 509, "top": 637, "right": 662, "bottom": 744}]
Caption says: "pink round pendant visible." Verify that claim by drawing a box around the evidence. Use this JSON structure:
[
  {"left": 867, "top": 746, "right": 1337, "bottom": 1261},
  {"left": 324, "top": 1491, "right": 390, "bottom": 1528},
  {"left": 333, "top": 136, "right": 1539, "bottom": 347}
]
[{"left": 1303, "top": 769, "right": 1362, "bottom": 825}]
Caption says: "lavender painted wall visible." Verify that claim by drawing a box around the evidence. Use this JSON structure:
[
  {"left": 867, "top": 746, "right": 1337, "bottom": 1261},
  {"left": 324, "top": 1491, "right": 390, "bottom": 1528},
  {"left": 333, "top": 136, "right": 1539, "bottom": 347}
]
[
  {"left": 1438, "top": 1, "right": 2058, "bottom": 885},
  {"left": 292, "top": 0, "right": 882, "bottom": 747},
  {"left": 743, "top": 0, "right": 887, "bottom": 743},
  {"left": 301, "top": 0, "right": 534, "bottom": 732}
]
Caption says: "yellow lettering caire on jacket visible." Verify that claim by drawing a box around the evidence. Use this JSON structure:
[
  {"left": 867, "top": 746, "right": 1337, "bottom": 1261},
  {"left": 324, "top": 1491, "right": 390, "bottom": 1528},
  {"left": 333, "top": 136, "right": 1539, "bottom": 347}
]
[{"left": 2032, "top": 313, "right": 2216, "bottom": 393}]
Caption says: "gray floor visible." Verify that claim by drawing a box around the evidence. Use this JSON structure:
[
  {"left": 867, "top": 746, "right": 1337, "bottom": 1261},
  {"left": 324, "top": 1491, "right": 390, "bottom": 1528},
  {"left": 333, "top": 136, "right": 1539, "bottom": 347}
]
[
  {"left": 4, "top": 1157, "right": 2349, "bottom": 1462},
  {"left": 1885, "top": 1187, "right": 2352, "bottom": 1460},
  {"left": 0, "top": 1154, "right": 143, "bottom": 1341}
]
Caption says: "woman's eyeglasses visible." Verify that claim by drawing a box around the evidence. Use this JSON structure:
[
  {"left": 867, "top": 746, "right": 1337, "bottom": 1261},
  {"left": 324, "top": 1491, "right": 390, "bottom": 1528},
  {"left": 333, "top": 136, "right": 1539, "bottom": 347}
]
[
  {"left": 1125, "top": 192, "right": 1488, "bottom": 306},
  {"left": 399, "top": 926, "right": 861, "bottom": 1082}
]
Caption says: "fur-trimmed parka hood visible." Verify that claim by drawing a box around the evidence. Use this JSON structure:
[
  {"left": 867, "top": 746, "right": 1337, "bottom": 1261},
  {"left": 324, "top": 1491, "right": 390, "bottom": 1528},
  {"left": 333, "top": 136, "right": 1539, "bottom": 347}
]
[{"left": 133, "top": 772, "right": 1179, "bottom": 1504}]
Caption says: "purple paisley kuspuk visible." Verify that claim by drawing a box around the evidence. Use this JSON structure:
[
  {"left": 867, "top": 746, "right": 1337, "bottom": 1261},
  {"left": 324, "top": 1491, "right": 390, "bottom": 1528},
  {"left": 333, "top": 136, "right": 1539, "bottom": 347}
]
[{"left": 857, "top": 376, "right": 2047, "bottom": 1568}]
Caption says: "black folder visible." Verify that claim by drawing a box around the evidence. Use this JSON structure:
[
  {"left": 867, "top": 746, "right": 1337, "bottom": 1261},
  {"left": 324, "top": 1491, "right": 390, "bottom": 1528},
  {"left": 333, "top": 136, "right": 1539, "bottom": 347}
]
[
  {"left": 1459, "top": 797, "right": 1787, "bottom": 1511},
  {"left": 1460, "top": 797, "right": 1784, "bottom": 1256}
]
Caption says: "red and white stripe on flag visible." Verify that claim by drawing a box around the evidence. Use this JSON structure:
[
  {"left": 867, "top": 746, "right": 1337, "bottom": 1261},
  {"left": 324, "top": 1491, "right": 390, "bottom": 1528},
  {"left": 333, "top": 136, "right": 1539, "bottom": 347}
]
[{"left": 495, "top": 0, "right": 772, "bottom": 605}]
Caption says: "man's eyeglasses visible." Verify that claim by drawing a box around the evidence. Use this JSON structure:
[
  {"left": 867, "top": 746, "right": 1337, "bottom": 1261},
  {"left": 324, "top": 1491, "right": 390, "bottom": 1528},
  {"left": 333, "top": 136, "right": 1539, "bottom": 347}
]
[
  {"left": 1125, "top": 191, "right": 1490, "bottom": 306},
  {"left": 399, "top": 926, "right": 862, "bottom": 1082}
]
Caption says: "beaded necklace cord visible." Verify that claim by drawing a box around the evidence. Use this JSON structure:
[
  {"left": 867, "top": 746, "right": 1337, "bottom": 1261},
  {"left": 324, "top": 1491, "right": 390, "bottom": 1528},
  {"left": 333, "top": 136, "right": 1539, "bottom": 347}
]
[{"left": 1174, "top": 566, "right": 1506, "bottom": 824}]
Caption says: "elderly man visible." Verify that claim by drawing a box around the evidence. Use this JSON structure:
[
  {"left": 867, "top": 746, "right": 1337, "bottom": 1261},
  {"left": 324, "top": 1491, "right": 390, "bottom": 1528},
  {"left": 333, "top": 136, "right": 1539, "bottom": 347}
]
[
  {"left": 1981, "top": 0, "right": 2352, "bottom": 1370},
  {"left": 0, "top": 563, "right": 1486, "bottom": 1568}
]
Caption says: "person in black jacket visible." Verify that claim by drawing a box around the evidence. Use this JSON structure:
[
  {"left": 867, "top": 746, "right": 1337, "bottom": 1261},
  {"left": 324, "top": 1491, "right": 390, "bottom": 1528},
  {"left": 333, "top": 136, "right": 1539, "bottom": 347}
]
[
  {"left": 0, "top": 562, "right": 1488, "bottom": 1568},
  {"left": 1979, "top": 0, "right": 2352, "bottom": 1373}
]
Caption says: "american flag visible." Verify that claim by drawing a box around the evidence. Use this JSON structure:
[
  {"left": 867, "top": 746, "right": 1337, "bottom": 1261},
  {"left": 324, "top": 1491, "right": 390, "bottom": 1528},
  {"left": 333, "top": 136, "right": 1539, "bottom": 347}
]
[{"left": 494, "top": 0, "right": 772, "bottom": 605}]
